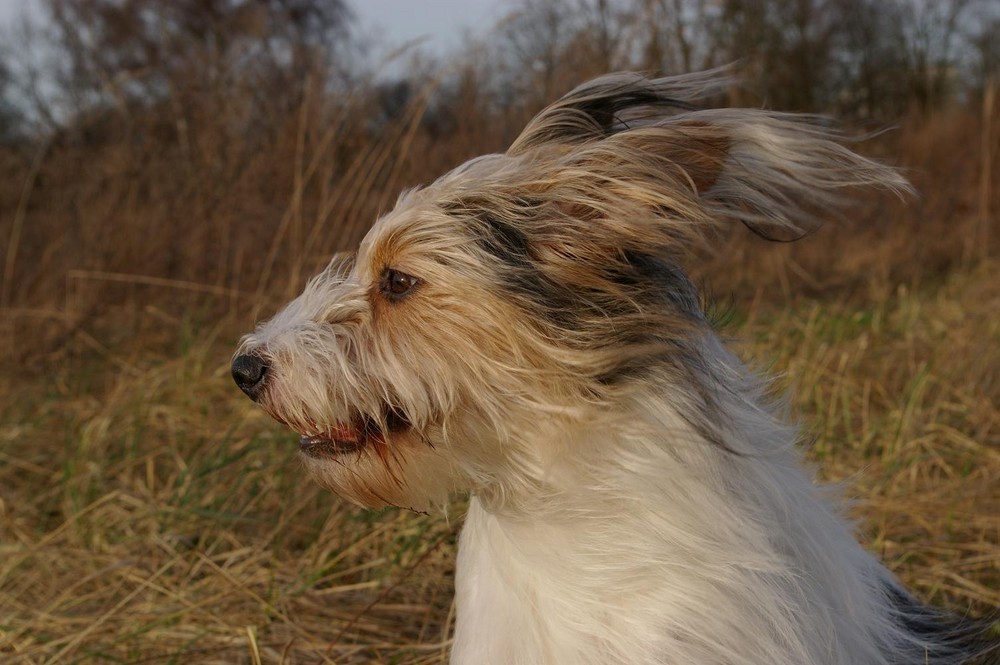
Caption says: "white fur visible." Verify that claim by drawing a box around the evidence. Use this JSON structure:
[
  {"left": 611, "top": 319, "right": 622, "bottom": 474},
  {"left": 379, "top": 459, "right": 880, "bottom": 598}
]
[{"left": 452, "top": 340, "right": 923, "bottom": 665}]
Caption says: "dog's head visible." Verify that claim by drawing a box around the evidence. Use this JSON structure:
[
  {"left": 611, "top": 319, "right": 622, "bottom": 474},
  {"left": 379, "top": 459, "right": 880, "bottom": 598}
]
[{"left": 233, "top": 71, "right": 908, "bottom": 511}]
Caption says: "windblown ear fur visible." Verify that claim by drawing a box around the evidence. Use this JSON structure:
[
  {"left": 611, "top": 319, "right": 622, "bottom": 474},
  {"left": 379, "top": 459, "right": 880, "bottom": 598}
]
[
  {"left": 509, "top": 71, "right": 912, "bottom": 238},
  {"left": 508, "top": 70, "right": 730, "bottom": 153}
]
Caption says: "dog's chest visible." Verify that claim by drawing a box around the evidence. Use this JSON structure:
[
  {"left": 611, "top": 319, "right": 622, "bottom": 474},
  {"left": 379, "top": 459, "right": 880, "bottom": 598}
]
[{"left": 450, "top": 498, "right": 667, "bottom": 665}]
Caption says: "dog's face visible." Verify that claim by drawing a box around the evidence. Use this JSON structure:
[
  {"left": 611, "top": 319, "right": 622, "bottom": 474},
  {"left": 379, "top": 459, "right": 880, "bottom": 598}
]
[
  {"left": 233, "top": 172, "right": 571, "bottom": 511},
  {"left": 232, "top": 150, "right": 678, "bottom": 511},
  {"left": 233, "top": 72, "right": 907, "bottom": 511}
]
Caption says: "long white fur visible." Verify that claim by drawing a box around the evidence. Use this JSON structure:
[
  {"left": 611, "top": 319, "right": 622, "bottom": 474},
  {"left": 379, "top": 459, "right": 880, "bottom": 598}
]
[{"left": 454, "top": 339, "right": 913, "bottom": 665}]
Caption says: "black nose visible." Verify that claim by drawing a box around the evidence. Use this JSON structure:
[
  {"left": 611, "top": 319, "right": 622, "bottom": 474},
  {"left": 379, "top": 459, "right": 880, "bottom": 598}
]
[{"left": 231, "top": 354, "right": 269, "bottom": 400}]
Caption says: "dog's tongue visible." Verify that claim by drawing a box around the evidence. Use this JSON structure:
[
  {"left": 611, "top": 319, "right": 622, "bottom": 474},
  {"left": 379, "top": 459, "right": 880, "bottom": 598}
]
[{"left": 298, "top": 421, "right": 365, "bottom": 458}]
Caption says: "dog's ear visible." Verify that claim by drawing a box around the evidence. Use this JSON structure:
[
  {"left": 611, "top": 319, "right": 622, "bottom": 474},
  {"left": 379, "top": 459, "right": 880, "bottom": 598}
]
[
  {"left": 610, "top": 111, "right": 911, "bottom": 236},
  {"left": 509, "top": 71, "right": 727, "bottom": 155},
  {"left": 512, "top": 72, "right": 911, "bottom": 239}
]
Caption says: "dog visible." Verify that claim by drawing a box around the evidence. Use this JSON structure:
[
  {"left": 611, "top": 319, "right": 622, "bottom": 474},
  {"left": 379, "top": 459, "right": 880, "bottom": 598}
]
[{"left": 232, "top": 71, "right": 998, "bottom": 664}]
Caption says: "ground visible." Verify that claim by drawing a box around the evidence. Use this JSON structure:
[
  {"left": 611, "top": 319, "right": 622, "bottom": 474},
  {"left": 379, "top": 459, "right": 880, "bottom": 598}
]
[{"left": 2, "top": 256, "right": 997, "bottom": 664}]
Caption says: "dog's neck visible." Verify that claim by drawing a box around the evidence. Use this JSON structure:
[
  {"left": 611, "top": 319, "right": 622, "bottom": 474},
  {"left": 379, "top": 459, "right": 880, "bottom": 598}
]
[{"left": 451, "top": 342, "right": 911, "bottom": 665}]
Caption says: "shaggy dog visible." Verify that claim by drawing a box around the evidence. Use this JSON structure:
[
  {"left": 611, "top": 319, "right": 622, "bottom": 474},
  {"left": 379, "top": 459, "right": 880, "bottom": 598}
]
[{"left": 232, "top": 71, "right": 998, "bottom": 665}]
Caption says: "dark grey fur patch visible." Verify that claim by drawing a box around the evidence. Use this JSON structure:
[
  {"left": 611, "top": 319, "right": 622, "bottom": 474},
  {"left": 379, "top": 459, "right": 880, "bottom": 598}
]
[
  {"left": 466, "top": 211, "right": 705, "bottom": 376},
  {"left": 883, "top": 583, "right": 1000, "bottom": 664},
  {"left": 573, "top": 87, "right": 696, "bottom": 135},
  {"left": 446, "top": 202, "right": 741, "bottom": 452},
  {"left": 476, "top": 213, "right": 533, "bottom": 271},
  {"left": 515, "top": 78, "right": 701, "bottom": 150},
  {"left": 612, "top": 249, "right": 702, "bottom": 317}
]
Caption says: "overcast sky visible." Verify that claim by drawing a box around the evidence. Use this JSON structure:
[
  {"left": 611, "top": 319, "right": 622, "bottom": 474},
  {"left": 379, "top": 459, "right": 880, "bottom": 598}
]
[
  {"left": 352, "top": 0, "right": 504, "bottom": 55},
  {"left": 0, "top": 0, "right": 506, "bottom": 56},
  {"left": 0, "top": 0, "right": 37, "bottom": 25}
]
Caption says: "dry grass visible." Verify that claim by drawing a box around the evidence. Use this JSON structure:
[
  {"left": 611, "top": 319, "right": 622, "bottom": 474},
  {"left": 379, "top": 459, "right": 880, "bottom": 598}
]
[
  {"left": 740, "top": 262, "right": 1000, "bottom": 608},
  {"left": 0, "top": 71, "right": 998, "bottom": 663},
  {"left": 1, "top": 256, "right": 998, "bottom": 663},
  {"left": 1, "top": 321, "right": 460, "bottom": 664}
]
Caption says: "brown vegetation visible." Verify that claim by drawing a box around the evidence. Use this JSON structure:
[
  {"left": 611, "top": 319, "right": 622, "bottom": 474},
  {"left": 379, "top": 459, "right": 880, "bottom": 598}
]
[{"left": 0, "top": 0, "right": 997, "bottom": 662}]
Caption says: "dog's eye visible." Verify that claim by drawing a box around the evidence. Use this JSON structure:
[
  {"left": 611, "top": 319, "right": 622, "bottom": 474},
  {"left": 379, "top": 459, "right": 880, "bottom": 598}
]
[{"left": 381, "top": 269, "right": 419, "bottom": 299}]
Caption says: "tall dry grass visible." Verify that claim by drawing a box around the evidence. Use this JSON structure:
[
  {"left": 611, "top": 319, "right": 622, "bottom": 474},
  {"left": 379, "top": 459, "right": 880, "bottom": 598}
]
[
  {"left": 0, "top": 66, "right": 998, "bottom": 662},
  {"left": 2, "top": 86, "right": 996, "bottom": 359},
  {"left": 1, "top": 262, "right": 997, "bottom": 663}
]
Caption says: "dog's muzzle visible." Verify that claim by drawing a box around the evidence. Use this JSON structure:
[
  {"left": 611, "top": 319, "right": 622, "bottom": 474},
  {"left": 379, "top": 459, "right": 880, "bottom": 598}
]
[{"left": 231, "top": 354, "right": 269, "bottom": 401}]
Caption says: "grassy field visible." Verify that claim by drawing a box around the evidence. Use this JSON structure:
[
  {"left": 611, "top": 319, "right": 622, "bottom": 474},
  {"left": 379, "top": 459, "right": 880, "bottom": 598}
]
[
  {"left": 0, "top": 57, "right": 997, "bottom": 662},
  {"left": 1, "top": 0, "right": 998, "bottom": 659},
  {"left": 1, "top": 249, "right": 998, "bottom": 663}
]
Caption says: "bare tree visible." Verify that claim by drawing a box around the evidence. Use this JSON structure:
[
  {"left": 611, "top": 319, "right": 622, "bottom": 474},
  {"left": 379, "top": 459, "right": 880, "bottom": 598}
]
[
  {"left": 499, "top": 0, "right": 581, "bottom": 102},
  {"left": 640, "top": 0, "right": 716, "bottom": 73},
  {"left": 709, "top": 0, "right": 842, "bottom": 110},
  {"left": 0, "top": 57, "right": 24, "bottom": 144},
  {"left": 969, "top": 16, "right": 1000, "bottom": 93},
  {"left": 43, "top": 0, "right": 354, "bottom": 132},
  {"left": 575, "top": 0, "right": 623, "bottom": 71},
  {"left": 894, "top": 0, "right": 975, "bottom": 110}
]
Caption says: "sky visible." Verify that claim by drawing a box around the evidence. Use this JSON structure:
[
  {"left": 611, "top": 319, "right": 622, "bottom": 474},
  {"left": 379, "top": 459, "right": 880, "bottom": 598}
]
[
  {"left": 350, "top": 0, "right": 504, "bottom": 56},
  {"left": 0, "top": 0, "right": 506, "bottom": 56},
  {"left": 0, "top": 0, "right": 39, "bottom": 26}
]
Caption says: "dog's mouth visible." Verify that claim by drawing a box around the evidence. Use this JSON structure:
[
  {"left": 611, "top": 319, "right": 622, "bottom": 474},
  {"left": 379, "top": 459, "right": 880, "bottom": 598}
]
[{"left": 294, "top": 406, "right": 411, "bottom": 459}]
